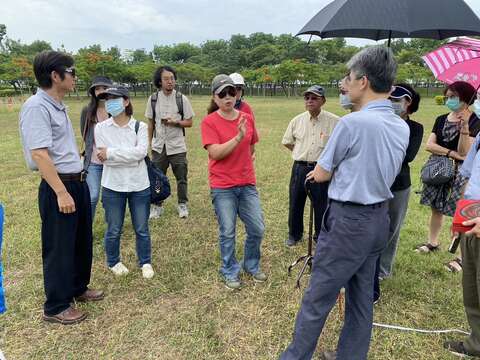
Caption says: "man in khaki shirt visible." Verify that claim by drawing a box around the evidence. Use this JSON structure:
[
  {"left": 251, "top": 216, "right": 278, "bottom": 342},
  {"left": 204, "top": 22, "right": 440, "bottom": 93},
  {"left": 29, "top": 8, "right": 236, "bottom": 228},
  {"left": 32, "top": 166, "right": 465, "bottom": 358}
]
[
  {"left": 145, "top": 66, "right": 194, "bottom": 219},
  {"left": 282, "top": 85, "right": 339, "bottom": 247}
]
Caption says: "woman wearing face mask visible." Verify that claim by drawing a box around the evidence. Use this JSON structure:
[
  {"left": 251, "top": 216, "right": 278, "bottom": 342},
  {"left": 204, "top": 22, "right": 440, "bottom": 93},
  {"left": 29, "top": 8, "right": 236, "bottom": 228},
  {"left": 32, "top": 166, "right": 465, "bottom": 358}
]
[
  {"left": 339, "top": 77, "right": 356, "bottom": 111},
  {"left": 94, "top": 86, "right": 154, "bottom": 279},
  {"left": 80, "top": 76, "right": 113, "bottom": 221},
  {"left": 201, "top": 74, "right": 266, "bottom": 290},
  {"left": 229, "top": 72, "right": 255, "bottom": 120},
  {"left": 474, "top": 92, "right": 480, "bottom": 118},
  {"left": 417, "top": 81, "right": 480, "bottom": 260},
  {"left": 379, "top": 84, "right": 423, "bottom": 278}
]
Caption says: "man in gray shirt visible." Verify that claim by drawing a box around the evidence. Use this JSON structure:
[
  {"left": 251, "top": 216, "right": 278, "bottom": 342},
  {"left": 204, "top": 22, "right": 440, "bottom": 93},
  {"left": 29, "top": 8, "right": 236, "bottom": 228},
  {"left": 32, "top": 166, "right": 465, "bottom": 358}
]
[
  {"left": 280, "top": 47, "right": 409, "bottom": 360},
  {"left": 19, "top": 51, "right": 103, "bottom": 325}
]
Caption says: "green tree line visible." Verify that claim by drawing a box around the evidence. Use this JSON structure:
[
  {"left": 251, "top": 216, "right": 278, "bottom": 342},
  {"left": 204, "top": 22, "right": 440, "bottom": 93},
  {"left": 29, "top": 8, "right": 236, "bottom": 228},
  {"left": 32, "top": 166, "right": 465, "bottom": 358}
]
[{"left": 0, "top": 24, "right": 441, "bottom": 97}]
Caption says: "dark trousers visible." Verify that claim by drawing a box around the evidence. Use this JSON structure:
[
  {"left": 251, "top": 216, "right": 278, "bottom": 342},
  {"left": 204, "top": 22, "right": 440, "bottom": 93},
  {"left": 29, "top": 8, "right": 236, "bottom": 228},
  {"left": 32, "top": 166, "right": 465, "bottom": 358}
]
[
  {"left": 460, "top": 234, "right": 480, "bottom": 355},
  {"left": 152, "top": 147, "right": 188, "bottom": 204},
  {"left": 288, "top": 162, "right": 329, "bottom": 241},
  {"left": 39, "top": 180, "right": 93, "bottom": 316},
  {"left": 280, "top": 201, "right": 389, "bottom": 360}
]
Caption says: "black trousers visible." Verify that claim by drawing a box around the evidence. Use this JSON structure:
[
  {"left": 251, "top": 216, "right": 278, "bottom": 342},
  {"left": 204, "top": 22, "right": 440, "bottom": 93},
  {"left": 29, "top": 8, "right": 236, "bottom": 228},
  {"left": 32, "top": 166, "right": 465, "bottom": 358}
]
[
  {"left": 38, "top": 179, "right": 93, "bottom": 316},
  {"left": 288, "top": 162, "right": 329, "bottom": 241}
]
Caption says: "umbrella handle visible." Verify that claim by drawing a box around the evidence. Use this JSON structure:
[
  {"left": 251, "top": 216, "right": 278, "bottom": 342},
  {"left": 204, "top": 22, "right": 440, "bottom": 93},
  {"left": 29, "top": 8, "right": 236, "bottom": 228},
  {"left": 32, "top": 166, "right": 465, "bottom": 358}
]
[{"left": 304, "top": 178, "right": 314, "bottom": 201}]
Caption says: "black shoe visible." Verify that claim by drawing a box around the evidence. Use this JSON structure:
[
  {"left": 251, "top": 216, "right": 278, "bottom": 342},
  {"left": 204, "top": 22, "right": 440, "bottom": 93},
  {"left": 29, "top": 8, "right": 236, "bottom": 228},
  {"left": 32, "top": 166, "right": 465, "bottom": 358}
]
[
  {"left": 285, "top": 237, "right": 301, "bottom": 247},
  {"left": 321, "top": 350, "right": 336, "bottom": 360},
  {"left": 444, "top": 340, "right": 477, "bottom": 357}
]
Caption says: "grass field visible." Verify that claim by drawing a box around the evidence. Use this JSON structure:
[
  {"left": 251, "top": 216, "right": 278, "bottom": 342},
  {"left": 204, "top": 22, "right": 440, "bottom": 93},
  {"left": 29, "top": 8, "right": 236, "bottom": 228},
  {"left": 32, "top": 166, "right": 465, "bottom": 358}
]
[{"left": 0, "top": 95, "right": 470, "bottom": 359}]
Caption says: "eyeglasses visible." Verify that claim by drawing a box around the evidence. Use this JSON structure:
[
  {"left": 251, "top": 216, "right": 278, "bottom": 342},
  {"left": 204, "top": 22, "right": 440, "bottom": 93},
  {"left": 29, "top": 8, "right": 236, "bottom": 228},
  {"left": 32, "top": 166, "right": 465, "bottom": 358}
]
[
  {"left": 217, "top": 87, "right": 237, "bottom": 99},
  {"left": 304, "top": 95, "right": 320, "bottom": 101},
  {"left": 64, "top": 67, "right": 76, "bottom": 78}
]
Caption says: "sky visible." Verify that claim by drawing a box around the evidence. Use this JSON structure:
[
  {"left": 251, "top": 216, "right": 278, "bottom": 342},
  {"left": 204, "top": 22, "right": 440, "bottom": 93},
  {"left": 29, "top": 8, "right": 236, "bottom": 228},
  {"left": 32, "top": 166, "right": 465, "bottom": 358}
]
[{"left": 3, "top": 0, "right": 480, "bottom": 53}]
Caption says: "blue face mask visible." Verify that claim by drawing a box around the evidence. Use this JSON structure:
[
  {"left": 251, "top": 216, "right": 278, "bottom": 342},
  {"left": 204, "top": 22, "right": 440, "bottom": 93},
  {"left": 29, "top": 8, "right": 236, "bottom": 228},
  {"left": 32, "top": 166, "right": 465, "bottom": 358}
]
[
  {"left": 106, "top": 98, "right": 125, "bottom": 117},
  {"left": 445, "top": 97, "right": 461, "bottom": 112},
  {"left": 339, "top": 93, "right": 353, "bottom": 110},
  {"left": 474, "top": 99, "right": 480, "bottom": 118}
]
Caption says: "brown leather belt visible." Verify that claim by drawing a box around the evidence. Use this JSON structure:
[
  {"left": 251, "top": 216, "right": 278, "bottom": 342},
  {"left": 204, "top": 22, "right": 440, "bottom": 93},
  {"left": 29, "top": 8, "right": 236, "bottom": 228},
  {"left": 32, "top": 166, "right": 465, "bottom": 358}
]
[{"left": 58, "top": 171, "right": 87, "bottom": 182}]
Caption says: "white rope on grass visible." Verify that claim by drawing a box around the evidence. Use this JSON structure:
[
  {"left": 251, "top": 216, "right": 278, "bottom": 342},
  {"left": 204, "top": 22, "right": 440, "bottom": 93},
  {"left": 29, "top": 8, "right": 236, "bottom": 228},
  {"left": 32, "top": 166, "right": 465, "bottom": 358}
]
[{"left": 373, "top": 322, "right": 470, "bottom": 335}]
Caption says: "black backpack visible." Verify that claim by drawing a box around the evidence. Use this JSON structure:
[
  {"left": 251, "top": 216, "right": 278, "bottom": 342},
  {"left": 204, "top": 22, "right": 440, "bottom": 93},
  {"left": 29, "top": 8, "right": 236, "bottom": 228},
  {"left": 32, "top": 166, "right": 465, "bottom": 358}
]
[{"left": 151, "top": 90, "right": 185, "bottom": 137}]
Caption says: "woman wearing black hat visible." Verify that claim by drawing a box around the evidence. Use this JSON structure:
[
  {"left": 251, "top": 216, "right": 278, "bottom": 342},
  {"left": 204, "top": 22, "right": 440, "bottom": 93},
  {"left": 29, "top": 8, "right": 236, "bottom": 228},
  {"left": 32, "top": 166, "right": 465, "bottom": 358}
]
[
  {"left": 80, "top": 76, "right": 113, "bottom": 220},
  {"left": 378, "top": 84, "right": 423, "bottom": 279},
  {"left": 95, "top": 86, "right": 154, "bottom": 279}
]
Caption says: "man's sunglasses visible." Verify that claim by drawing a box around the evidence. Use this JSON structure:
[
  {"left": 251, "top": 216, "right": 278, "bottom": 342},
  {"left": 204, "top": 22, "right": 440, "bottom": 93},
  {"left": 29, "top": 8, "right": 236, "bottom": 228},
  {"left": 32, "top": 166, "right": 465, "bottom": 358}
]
[
  {"left": 64, "top": 67, "right": 76, "bottom": 78},
  {"left": 304, "top": 95, "right": 320, "bottom": 101},
  {"left": 218, "top": 87, "right": 237, "bottom": 99}
]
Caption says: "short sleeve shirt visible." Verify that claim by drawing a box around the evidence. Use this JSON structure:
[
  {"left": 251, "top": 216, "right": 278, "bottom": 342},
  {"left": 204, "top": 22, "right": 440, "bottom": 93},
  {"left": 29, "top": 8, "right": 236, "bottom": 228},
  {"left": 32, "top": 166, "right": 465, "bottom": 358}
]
[
  {"left": 431, "top": 113, "right": 480, "bottom": 150},
  {"left": 282, "top": 110, "right": 340, "bottom": 162},
  {"left": 318, "top": 100, "right": 410, "bottom": 204},
  {"left": 145, "top": 89, "right": 195, "bottom": 155},
  {"left": 19, "top": 88, "right": 82, "bottom": 173},
  {"left": 460, "top": 134, "right": 480, "bottom": 199},
  {"left": 238, "top": 100, "right": 255, "bottom": 121},
  {"left": 201, "top": 111, "right": 258, "bottom": 188}
]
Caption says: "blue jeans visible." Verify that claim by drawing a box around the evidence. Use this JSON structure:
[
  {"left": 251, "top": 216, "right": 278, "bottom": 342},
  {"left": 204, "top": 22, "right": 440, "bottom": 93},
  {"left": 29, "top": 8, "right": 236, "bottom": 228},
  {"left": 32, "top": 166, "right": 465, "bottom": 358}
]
[
  {"left": 102, "top": 187, "right": 151, "bottom": 267},
  {"left": 211, "top": 185, "right": 265, "bottom": 281},
  {"left": 86, "top": 163, "right": 103, "bottom": 220}
]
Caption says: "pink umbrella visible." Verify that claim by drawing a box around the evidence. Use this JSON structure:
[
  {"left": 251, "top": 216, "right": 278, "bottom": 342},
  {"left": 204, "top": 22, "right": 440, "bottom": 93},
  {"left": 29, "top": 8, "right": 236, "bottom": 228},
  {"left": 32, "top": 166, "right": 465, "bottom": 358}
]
[{"left": 423, "top": 37, "right": 480, "bottom": 89}]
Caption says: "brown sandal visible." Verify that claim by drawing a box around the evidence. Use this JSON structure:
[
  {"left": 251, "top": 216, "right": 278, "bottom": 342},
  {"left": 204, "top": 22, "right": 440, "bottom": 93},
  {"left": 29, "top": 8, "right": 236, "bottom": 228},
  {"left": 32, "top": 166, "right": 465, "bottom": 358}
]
[
  {"left": 445, "top": 258, "right": 462, "bottom": 273},
  {"left": 415, "top": 243, "right": 440, "bottom": 253}
]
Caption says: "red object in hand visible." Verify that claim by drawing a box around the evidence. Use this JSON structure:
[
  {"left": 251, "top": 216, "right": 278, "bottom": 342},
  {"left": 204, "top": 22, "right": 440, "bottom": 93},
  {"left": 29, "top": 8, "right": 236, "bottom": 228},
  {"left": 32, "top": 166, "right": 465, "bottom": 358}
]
[{"left": 452, "top": 199, "right": 480, "bottom": 233}]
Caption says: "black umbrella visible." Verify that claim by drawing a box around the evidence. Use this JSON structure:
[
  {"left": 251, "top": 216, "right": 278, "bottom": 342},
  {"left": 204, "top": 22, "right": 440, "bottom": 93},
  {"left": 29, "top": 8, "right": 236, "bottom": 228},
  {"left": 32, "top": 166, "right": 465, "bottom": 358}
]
[{"left": 297, "top": 0, "right": 480, "bottom": 45}]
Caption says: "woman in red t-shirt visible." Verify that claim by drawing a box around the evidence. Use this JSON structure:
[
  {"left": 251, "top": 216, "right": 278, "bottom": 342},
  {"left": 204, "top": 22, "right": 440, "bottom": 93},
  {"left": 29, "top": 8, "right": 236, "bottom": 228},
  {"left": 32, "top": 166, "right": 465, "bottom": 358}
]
[{"left": 200, "top": 74, "right": 266, "bottom": 290}]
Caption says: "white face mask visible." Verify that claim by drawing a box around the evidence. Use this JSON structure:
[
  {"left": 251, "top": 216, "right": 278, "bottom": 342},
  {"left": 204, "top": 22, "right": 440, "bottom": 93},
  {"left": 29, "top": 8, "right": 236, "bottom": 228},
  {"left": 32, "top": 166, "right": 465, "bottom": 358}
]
[
  {"left": 474, "top": 99, "right": 480, "bottom": 118},
  {"left": 391, "top": 99, "right": 407, "bottom": 116},
  {"left": 339, "top": 93, "right": 353, "bottom": 110}
]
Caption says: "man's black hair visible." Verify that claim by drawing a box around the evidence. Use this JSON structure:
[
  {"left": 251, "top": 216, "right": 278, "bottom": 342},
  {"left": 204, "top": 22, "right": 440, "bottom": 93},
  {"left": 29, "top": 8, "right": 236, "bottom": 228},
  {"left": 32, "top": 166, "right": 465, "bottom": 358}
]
[
  {"left": 33, "top": 50, "right": 74, "bottom": 89},
  {"left": 153, "top": 66, "right": 177, "bottom": 89}
]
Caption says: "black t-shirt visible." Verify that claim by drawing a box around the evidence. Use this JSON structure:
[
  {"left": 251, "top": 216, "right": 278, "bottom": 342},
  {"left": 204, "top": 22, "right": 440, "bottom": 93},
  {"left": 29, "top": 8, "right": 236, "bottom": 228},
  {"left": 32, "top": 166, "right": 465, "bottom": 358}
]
[
  {"left": 431, "top": 113, "right": 480, "bottom": 151},
  {"left": 391, "top": 118, "right": 424, "bottom": 191}
]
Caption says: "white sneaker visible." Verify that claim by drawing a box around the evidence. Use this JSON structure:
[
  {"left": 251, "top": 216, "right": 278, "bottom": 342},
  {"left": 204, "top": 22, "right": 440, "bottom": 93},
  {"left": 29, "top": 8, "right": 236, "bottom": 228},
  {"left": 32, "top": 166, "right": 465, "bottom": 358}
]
[
  {"left": 178, "top": 203, "right": 189, "bottom": 218},
  {"left": 142, "top": 264, "right": 155, "bottom": 279},
  {"left": 149, "top": 204, "right": 164, "bottom": 219},
  {"left": 109, "top": 262, "right": 129, "bottom": 276}
]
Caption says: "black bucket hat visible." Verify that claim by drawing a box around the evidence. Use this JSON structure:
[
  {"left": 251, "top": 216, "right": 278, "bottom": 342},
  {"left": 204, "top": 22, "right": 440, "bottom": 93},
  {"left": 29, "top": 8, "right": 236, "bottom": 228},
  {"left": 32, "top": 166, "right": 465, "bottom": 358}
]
[{"left": 88, "top": 76, "right": 114, "bottom": 97}]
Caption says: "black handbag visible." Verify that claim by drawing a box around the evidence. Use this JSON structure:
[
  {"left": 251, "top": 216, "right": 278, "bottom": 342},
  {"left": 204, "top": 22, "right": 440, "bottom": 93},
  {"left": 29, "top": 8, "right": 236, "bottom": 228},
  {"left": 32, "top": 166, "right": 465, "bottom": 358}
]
[
  {"left": 420, "top": 154, "right": 455, "bottom": 186},
  {"left": 134, "top": 121, "right": 171, "bottom": 203},
  {"left": 144, "top": 155, "right": 171, "bottom": 203}
]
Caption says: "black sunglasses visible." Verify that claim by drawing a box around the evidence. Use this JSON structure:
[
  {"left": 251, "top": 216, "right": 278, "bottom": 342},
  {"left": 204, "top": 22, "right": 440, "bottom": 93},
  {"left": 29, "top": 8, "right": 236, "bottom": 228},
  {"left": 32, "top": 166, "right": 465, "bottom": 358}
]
[
  {"left": 64, "top": 66, "right": 76, "bottom": 78},
  {"left": 218, "top": 87, "right": 237, "bottom": 99}
]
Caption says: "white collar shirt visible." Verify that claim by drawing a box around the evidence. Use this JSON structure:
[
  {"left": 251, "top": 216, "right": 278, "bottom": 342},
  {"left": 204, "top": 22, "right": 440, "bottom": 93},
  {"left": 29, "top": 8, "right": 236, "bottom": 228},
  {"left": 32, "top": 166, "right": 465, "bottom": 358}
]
[{"left": 94, "top": 117, "right": 150, "bottom": 192}]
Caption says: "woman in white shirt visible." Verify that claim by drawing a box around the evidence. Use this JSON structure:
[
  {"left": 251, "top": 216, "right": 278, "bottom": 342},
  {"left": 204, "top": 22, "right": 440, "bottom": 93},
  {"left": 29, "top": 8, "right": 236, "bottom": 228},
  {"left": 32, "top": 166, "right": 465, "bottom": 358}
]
[{"left": 95, "top": 86, "right": 154, "bottom": 279}]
